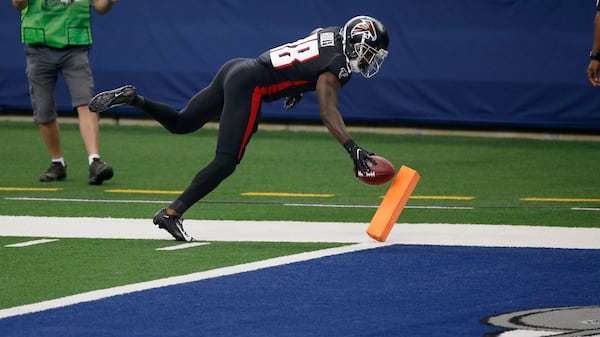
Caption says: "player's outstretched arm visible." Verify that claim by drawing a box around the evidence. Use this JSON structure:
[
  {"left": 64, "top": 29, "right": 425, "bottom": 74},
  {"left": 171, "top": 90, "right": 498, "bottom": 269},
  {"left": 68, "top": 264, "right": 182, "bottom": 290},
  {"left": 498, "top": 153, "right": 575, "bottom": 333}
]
[
  {"left": 316, "top": 72, "right": 350, "bottom": 145},
  {"left": 316, "top": 72, "right": 374, "bottom": 173}
]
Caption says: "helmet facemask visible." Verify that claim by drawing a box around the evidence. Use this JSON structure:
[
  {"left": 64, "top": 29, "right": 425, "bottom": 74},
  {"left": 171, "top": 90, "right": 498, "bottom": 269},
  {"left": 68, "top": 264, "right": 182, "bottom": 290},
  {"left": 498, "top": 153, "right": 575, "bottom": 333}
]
[{"left": 349, "top": 38, "right": 388, "bottom": 78}]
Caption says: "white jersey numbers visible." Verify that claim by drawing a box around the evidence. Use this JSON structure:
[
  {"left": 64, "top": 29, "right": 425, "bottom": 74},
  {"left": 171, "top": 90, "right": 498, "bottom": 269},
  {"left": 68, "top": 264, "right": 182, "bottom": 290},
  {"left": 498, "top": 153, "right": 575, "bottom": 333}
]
[{"left": 269, "top": 34, "right": 320, "bottom": 69}]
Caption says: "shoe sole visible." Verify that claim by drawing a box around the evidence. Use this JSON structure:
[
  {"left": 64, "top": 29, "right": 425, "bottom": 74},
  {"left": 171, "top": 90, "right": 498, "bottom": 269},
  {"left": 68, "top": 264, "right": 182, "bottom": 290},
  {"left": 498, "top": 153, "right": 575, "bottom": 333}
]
[
  {"left": 39, "top": 175, "right": 66, "bottom": 182},
  {"left": 89, "top": 94, "right": 120, "bottom": 113},
  {"left": 89, "top": 86, "right": 134, "bottom": 113}
]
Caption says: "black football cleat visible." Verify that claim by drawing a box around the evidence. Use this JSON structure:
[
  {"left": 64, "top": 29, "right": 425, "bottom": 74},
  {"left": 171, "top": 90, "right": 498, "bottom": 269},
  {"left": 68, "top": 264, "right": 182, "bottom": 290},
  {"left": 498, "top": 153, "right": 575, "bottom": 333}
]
[
  {"left": 153, "top": 208, "right": 194, "bottom": 242},
  {"left": 39, "top": 161, "right": 67, "bottom": 182},
  {"left": 89, "top": 85, "right": 137, "bottom": 113}
]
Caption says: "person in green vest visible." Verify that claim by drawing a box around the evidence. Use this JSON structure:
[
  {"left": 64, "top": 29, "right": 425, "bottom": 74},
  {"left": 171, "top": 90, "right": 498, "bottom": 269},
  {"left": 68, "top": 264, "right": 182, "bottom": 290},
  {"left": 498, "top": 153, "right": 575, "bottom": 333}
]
[{"left": 12, "top": 0, "right": 119, "bottom": 185}]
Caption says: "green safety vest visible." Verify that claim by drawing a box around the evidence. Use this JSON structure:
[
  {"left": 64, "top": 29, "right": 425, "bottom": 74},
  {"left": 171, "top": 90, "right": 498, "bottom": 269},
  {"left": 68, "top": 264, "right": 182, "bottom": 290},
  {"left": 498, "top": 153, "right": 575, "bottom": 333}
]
[{"left": 20, "top": 0, "right": 92, "bottom": 48}]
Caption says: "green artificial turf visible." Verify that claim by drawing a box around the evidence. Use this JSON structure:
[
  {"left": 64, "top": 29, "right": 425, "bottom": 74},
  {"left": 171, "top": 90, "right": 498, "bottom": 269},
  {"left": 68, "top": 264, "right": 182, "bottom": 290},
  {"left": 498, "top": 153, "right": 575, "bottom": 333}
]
[
  {"left": 1, "top": 121, "right": 598, "bottom": 226},
  {"left": 1, "top": 120, "right": 599, "bottom": 309},
  {"left": 0, "top": 236, "right": 346, "bottom": 309}
]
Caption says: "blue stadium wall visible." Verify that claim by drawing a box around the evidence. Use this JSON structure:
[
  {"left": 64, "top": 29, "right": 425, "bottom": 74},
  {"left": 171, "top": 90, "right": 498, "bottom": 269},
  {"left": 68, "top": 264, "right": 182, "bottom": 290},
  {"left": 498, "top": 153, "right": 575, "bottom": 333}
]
[{"left": 1, "top": 0, "right": 599, "bottom": 131}]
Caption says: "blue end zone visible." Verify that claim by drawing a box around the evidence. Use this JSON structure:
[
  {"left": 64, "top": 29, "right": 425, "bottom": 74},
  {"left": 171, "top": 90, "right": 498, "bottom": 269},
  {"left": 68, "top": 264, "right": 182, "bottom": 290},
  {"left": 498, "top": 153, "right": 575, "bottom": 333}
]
[{"left": 2, "top": 244, "right": 599, "bottom": 336}]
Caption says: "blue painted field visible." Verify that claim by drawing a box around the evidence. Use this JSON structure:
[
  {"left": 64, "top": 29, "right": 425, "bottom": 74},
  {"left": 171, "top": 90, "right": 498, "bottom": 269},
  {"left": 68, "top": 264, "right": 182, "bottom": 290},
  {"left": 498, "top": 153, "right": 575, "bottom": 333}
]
[{"left": 2, "top": 244, "right": 598, "bottom": 337}]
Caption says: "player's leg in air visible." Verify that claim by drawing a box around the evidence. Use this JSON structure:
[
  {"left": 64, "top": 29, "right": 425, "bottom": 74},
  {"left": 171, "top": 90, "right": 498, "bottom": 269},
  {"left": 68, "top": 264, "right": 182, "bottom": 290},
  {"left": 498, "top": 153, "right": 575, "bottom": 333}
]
[{"left": 87, "top": 60, "right": 243, "bottom": 133}]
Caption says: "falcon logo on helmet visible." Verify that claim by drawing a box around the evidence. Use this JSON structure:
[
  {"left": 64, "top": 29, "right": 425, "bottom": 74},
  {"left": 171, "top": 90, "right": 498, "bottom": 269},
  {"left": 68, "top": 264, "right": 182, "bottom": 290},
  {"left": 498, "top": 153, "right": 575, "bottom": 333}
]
[{"left": 350, "top": 19, "right": 378, "bottom": 42}]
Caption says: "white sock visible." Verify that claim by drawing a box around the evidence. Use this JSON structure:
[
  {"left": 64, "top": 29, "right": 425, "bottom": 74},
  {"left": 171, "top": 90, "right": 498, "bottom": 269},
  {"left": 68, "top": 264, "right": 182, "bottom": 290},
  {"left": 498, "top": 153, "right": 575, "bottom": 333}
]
[
  {"left": 88, "top": 154, "right": 100, "bottom": 165},
  {"left": 51, "top": 157, "right": 66, "bottom": 167}
]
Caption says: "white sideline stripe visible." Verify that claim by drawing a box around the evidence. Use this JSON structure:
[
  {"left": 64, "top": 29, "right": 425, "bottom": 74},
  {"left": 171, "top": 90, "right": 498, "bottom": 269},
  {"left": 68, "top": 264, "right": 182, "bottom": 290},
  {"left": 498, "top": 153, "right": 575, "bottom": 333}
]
[
  {"left": 572, "top": 207, "right": 600, "bottom": 211},
  {"left": 1, "top": 215, "right": 600, "bottom": 249},
  {"left": 407, "top": 205, "right": 474, "bottom": 210},
  {"left": 155, "top": 242, "right": 210, "bottom": 251},
  {"left": 8, "top": 197, "right": 474, "bottom": 210},
  {"left": 284, "top": 203, "right": 377, "bottom": 208},
  {"left": 4, "top": 239, "right": 58, "bottom": 248},
  {"left": 285, "top": 203, "right": 474, "bottom": 210},
  {"left": 0, "top": 242, "right": 389, "bottom": 320}
]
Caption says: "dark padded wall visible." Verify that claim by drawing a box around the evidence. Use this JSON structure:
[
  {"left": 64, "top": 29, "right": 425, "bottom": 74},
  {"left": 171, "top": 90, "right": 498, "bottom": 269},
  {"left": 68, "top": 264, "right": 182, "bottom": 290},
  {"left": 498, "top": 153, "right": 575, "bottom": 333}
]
[{"left": 1, "top": 1, "right": 598, "bottom": 130}]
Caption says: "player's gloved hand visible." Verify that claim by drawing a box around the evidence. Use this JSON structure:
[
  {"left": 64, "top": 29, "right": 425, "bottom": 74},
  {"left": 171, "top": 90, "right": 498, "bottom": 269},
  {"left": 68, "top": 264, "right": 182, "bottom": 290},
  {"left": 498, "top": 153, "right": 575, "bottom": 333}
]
[
  {"left": 343, "top": 139, "right": 376, "bottom": 176},
  {"left": 283, "top": 94, "right": 302, "bottom": 109}
]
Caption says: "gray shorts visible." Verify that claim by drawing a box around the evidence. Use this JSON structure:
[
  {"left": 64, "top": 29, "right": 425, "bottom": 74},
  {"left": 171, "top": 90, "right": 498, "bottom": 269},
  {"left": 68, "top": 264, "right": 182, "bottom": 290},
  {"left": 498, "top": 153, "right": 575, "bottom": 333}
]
[{"left": 25, "top": 44, "right": 94, "bottom": 123}]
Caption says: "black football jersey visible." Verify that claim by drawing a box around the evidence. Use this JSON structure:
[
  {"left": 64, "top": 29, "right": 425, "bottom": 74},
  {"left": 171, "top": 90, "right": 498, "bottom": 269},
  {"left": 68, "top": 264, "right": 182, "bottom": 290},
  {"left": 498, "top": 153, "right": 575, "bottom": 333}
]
[{"left": 257, "top": 26, "right": 352, "bottom": 102}]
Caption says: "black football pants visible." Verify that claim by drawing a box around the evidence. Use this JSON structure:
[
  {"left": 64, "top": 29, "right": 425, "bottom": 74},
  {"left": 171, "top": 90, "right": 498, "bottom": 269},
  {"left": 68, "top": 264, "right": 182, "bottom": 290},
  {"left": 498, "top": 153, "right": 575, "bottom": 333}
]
[{"left": 135, "top": 58, "right": 264, "bottom": 215}]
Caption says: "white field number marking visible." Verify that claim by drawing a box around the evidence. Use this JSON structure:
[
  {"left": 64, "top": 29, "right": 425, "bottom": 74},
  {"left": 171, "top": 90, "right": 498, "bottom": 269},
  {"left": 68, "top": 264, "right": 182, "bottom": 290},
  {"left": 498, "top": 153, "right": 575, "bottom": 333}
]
[
  {"left": 155, "top": 242, "right": 210, "bottom": 251},
  {"left": 5, "top": 239, "right": 59, "bottom": 248}
]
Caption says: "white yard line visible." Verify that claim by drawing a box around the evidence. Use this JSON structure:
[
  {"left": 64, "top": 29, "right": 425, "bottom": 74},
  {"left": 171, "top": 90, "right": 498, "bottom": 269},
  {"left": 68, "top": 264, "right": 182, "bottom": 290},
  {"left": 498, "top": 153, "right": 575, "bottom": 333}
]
[{"left": 1, "top": 215, "right": 599, "bottom": 249}]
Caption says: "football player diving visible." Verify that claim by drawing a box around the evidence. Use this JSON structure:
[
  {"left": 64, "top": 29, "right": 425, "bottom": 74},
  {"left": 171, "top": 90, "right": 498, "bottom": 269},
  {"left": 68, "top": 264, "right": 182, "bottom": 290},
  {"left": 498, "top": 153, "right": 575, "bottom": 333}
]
[{"left": 89, "top": 15, "right": 390, "bottom": 241}]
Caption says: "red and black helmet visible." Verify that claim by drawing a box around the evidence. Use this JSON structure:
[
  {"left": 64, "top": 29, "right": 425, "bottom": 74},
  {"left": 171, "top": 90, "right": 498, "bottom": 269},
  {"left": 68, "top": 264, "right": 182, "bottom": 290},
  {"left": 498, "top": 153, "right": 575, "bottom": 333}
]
[{"left": 341, "top": 16, "right": 390, "bottom": 78}]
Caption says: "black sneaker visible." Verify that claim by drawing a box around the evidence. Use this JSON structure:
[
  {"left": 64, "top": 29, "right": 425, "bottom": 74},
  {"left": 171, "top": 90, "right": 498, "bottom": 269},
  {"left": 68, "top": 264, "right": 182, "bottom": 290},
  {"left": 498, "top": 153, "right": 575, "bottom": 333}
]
[
  {"left": 88, "top": 158, "right": 113, "bottom": 185},
  {"left": 153, "top": 208, "right": 194, "bottom": 241},
  {"left": 39, "top": 162, "right": 67, "bottom": 182},
  {"left": 89, "top": 85, "right": 137, "bottom": 113}
]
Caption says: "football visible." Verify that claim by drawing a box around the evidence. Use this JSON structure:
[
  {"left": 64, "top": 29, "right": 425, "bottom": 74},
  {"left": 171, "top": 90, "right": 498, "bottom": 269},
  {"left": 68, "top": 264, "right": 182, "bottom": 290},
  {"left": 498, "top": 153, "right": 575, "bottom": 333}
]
[{"left": 355, "top": 155, "right": 396, "bottom": 185}]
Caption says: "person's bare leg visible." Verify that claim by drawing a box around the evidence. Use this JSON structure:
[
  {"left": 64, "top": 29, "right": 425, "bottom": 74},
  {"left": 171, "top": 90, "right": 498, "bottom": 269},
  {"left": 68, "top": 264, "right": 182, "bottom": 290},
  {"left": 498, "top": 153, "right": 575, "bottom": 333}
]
[
  {"left": 39, "top": 119, "right": 62, "bottom": 159},
  {"left": 38, "top": 119, "right": 67, "bottom": 181},
  {"left": 76, "top": 105, "right": 99, "bottom": 156},
  {"left": 77, "top": 104, "right": 113, "bottom": 184}
]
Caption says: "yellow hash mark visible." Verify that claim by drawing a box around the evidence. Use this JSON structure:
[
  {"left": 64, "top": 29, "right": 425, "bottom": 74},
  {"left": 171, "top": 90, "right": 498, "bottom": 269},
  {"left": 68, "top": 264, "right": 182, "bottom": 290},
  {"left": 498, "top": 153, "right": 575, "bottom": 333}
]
[
  {"left": 105, "top": 189, "right": 183, "bottom": 195},
  {"left": 410, "top": 195, "right": 476, "bottom": 200},
  {"left": 241, "top": 192, "right": 335, "bottom": 198},
  {"left": 521, "top": 197, "right": 600, "bottom": 203},
  {"left": 0, "top": 187, "right": 62, "bottom": 192}
]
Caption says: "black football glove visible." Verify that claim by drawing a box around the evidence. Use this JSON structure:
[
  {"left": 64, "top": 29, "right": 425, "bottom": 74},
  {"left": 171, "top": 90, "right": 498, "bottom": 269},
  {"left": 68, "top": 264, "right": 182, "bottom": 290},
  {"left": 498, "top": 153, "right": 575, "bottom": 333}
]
[
  {"left": 343, "top": 140, "right": 376, "bottom": 176},
  {"left": 283, "top": 93, "right": 302, "bottom": 109}
]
